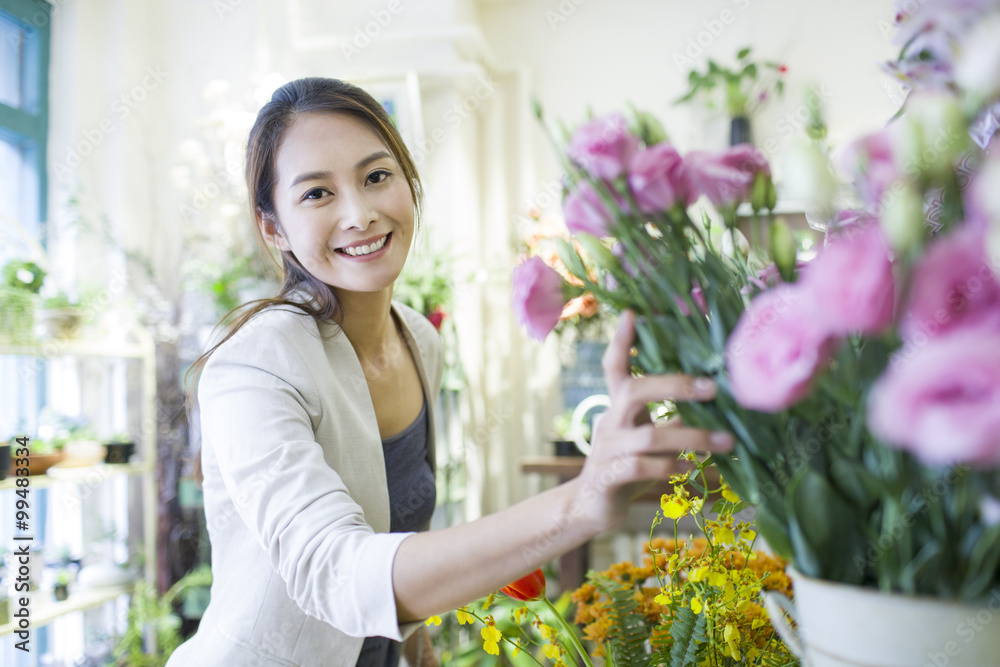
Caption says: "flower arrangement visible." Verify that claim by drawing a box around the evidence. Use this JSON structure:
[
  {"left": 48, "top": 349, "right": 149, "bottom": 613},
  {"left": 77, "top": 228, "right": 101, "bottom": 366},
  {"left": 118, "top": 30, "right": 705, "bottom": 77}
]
[
  {"left": 516, "top": 207, "right": 615, "bottom": 343},
  {"left": 510, "top": 1, "right": 1000, "bottom": 628},
  {"left": 434, "top": 472, "right": 797, "bottom": 665},
  {"left": 674, "top": 47, "right": 787, "bottom": 119}
]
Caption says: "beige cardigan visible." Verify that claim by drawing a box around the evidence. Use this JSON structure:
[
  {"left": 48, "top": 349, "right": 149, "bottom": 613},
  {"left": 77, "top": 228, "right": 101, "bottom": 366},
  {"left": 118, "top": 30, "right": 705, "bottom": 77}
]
[{"left": 166, "top": 292, "right": 443, "bottom": 666}]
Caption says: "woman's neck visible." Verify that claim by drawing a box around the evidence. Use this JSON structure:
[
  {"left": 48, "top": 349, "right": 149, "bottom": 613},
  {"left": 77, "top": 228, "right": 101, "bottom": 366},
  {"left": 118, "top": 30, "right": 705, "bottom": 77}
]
[{"left": 333, "top": 286, "right": 398, "bottom": 362}]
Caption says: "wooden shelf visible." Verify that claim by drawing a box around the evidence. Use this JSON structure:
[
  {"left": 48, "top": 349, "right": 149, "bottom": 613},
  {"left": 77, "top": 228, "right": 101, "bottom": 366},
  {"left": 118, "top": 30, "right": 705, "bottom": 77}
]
[
  {"left": 0, "top": 583, "right": 134, "bottom": 637},
  {"left": 0, "top": 462, "right": 153, "bottom": 491}
]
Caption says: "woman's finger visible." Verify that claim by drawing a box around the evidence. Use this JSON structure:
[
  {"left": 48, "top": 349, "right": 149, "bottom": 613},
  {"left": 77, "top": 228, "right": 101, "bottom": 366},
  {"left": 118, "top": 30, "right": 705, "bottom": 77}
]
[
  {"left": 601, "top": 310, "right": 637, "bottom": 392},
  {"left": 595, "top": 422, "right": 733, "bottom": 458},
  {"left": 604, "top": 373, "right": 717, "bottom": 429}
]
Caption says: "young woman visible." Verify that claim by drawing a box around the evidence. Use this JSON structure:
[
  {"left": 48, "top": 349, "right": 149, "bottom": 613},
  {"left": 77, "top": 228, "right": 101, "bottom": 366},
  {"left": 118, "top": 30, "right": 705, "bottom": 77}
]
[{"left": 168, "top": 77, "right": 734, "bottom": 667}]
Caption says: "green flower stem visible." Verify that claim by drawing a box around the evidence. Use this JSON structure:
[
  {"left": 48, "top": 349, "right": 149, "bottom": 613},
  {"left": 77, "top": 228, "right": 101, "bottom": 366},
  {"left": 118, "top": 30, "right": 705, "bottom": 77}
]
[{"left": 542, "top": 597, "right": 594, "bottom": 667}]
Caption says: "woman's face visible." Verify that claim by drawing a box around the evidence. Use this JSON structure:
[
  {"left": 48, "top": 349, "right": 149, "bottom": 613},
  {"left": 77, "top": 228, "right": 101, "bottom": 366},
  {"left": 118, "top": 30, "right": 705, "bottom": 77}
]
[{"left": 265, "top": 112, "right": 415, "bottom": 296}]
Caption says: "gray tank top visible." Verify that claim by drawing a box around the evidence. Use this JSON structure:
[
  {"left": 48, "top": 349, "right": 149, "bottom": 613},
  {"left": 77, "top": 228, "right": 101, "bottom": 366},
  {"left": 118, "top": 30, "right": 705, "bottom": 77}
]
[{"left": 355, "top": 397, "right": 435, "bottom": 667}]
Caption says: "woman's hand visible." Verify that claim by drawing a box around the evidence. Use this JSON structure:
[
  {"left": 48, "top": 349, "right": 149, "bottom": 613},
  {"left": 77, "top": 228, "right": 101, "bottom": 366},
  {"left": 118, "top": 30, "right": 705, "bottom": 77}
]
[{"left": 572, "top": 310, "right": 734, "bottom": 534}]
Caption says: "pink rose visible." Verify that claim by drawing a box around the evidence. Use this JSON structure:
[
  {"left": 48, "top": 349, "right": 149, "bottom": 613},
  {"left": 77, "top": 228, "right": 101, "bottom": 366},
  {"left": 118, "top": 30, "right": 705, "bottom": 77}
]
[
  {"left": 627, "top": 142, "right": 689, "bottom": 213},
  {"left": 799, "top": 223, "right": 896, "bottom": 335},
  {"left": 868, "top": 323, "right": 1000, "bottom": 467},
  {"left": 682, "top": 144, "right": 770, "bottom": 207},
  {"left": 899, "top": 224, "right": 1000, "bottom": 342},
  {"left": 511, "top": 256, "right": 565, "bottom": 341},
  {"left": 566, "top": 113, "right": 640, "bottom": 180},
  {"left": 726, "top": 286, "right": 835, "bottom": 412},
  {"left": 563, "top": 182, "right": 612, "bottom": 237}
]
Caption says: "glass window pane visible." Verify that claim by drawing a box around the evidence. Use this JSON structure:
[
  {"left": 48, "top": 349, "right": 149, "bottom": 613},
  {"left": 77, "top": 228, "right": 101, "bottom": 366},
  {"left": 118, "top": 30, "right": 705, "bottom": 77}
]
[
  {"left": 0, "top": 134, "right": 40, "bottom": 263},
  {"left": 0, "top": 13, "right": 25, "bottom": 109}
]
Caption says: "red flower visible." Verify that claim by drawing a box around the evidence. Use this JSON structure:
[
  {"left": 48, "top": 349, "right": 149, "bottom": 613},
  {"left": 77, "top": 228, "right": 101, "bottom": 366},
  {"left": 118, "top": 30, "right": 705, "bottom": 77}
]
[
  {"left": 778, "top": 64, "right": 788, "bottom": 74},
  {"left": 500, "top": 568, "right": 546, "bottom": 601},
  {"left": 427, "top": 307, "right": 446, "bottom": 331}
]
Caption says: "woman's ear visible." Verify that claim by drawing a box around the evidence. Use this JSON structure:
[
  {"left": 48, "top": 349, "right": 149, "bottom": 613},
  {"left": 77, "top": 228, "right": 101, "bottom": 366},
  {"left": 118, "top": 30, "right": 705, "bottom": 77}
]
[{"left": 259, "top": 213, "right": 291, "bottom": 251}]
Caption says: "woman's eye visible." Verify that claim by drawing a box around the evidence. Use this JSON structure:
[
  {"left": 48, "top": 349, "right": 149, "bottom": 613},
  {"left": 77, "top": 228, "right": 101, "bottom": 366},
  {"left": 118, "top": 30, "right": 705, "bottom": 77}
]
[
  {"left": 303, "top": 188, "right": 327, "bottom": 200},
  {"left": 367, "top": 170, "right": 391, "bottom": 185}
]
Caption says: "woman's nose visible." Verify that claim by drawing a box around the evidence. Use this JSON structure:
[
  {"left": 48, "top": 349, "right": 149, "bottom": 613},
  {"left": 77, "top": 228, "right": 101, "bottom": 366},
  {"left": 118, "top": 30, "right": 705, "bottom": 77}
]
[{"left": 337, "top": 187, "right": 377, "bottom": 231}]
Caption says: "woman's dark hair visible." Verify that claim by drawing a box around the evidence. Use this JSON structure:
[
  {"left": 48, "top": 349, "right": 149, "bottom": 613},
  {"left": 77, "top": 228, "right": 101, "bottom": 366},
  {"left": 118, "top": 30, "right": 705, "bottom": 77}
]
[{"left": 183, "top": 77, "right": 424, "bottom": 487}]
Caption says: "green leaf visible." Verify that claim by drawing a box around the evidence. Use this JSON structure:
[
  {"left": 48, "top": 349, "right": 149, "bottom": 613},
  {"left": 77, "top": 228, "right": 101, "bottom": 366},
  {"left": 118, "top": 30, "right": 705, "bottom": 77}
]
[
  {"left": 737, "top": 47, "right": 752, "bottom": 60},
  {"left": 668, "top": 605, "right": 708, "bottom": 667}
]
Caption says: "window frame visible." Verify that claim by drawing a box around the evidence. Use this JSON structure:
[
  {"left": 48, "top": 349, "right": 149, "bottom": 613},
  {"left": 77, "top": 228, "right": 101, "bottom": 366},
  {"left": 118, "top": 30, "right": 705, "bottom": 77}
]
[{"left": 0, "top": 0, "right": 50, "bottom": 248}]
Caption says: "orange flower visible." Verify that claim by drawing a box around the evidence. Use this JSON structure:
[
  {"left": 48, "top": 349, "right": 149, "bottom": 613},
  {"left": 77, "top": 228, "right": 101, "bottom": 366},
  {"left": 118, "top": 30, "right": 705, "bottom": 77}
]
[{"left": 500, "top": 568, "right": 546, "bottom": 601}]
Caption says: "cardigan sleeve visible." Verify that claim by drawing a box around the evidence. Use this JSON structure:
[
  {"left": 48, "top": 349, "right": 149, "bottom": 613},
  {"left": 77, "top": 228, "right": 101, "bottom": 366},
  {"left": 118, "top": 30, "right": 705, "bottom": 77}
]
[{"left": 199, "top": 317, "right": 423, "bottom": 642}]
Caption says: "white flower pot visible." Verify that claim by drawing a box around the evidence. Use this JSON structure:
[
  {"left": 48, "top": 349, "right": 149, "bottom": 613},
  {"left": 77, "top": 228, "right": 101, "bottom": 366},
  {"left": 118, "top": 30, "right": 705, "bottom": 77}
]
[{"left": 763, "top": 567, "right": 1000, "bottom": 666}]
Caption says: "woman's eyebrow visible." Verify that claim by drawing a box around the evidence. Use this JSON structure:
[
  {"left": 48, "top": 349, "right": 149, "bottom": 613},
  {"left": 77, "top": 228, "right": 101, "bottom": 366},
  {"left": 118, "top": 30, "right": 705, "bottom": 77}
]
[
  {"left": 287, "top": 151, "right": 393, "bottom": 190},
  {"left": 289, "top": 171, "right": 331, "bottom": 189},
  {"left": 355, "top": 150, "right": 392, "bottom": 169}
]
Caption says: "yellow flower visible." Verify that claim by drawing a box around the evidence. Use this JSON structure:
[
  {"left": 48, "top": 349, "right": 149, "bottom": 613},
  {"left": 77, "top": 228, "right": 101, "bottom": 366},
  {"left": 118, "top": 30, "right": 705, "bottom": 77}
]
[
  {"left": 512, "top": 606, "right": 529, "bottom": 624},
  {"left": 712, "top": 523, "right": 736, "bottom": 545},
  {"left": 661, "top": 494, "right": 691, "bottom": 520},
  {"left": 723, "top": 622, "right": 740, "bottom": 660},
  {"left": 689, "top": 564, "right": 709, "bottom": 583},
  {"left": 543, "top": 644, "right": 563, "bottom": 660},
  {"left": 690, "top": 595, "right": 703, "bottom": 614},
  {"left": 721, "top": 485, "right": 740, "bottom": 504},
  {"left": 481, "top": 625, "right": 502, "bottom": 656},
  {"left": 707, "top": 569, "right": 727, "bottom": 588},
  {"left": 456, "top": 607, "right": 475, "bottom": 625},
  {"left": 513, "top": 640, "right": 522, "bottom": 658},
  {"left": 539, "top": 623, "right": 556, "bottom": 640},
  {"left": 425, "top": 615, "right": 441, "bottom": 626}
]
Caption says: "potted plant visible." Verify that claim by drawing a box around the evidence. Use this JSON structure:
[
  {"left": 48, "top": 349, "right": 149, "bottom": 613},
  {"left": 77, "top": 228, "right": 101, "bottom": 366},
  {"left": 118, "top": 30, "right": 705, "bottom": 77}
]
[
  {"left": 674, "top": 46, "right": 787, "bottom": 145},
  {"left": 550, "top": 409, "right": 589, "bottom": 457},
  {"left": 0, "top": 259, "right": 46, "bottom": 342},
  {"left": 0, "top": 438, "right": 11, "bottom": 481},
  {"left": 36, "top": 290, "right": 84, "bottom": 339},
  {"left": 7, "top": 438, "right": 65, "bottom": 477},
  {"left": 53, "top": 569, "right": 72, "bottom": 602},
  {"left": 103, "top": 431, "right": 136, "bottom": 465},
  {"left": 110, "top": 564, "right": 212, "bottom": 667}
]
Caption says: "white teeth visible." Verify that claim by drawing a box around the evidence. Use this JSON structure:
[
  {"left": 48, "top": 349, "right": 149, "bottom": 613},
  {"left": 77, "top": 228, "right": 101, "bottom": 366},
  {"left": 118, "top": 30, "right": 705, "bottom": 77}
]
[{"left": 343, "top": 234, "right": 387, "bottom": 256}]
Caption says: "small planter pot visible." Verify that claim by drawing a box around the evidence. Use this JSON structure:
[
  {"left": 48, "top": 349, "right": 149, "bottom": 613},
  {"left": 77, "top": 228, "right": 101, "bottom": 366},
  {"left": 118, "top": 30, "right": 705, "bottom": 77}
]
[
  {"left": 552, "top": 440, "right": 587, "bottom": 457},
  {"left": 730, "top": 115, "right": 752, "bottom": 146},
  {"left": 0, "top": 443, "right": 10, "bottom": 481},
  {"left": 53, "top": 583, "right": 69, "bottom": 602},
  {"left": 36, "top": 307, "right": 83, "bottom": 339},
  {"left": 103, "top": 441, "right": 135, "bottom": 464},
  {"left": 764, "top": 567, "right": 1000, "bottom": 666}
]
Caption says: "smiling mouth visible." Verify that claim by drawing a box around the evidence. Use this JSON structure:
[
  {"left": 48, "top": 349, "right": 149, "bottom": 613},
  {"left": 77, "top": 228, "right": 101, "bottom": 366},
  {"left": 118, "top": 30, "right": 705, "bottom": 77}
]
[{"left": 335, "top": 232, "right": 391, "bottom": 257}]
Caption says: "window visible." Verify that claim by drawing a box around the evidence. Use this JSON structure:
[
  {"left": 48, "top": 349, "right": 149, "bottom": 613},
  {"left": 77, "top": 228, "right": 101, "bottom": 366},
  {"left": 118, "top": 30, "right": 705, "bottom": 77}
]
[{"left": 1, "top": 1, "right": 50, "bottom": 665}]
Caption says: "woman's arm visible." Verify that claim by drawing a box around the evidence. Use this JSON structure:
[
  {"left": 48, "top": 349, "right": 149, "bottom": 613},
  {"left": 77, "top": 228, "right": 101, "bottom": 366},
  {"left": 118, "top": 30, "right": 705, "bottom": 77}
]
[{"left": 392, "top": 311, "right": 734, "bottom": 622}]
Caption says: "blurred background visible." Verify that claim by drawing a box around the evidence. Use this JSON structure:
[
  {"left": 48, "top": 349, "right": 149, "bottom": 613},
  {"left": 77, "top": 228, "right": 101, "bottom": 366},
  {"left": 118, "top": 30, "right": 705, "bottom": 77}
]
[{"left": 0, "top": 0, "right": 897, "bottom": 663}]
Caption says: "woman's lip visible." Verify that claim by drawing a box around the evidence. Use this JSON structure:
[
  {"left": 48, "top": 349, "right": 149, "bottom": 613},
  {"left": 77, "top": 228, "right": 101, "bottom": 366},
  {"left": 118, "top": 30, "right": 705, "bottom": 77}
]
[
  {"left": 336, "top": 232, "right": 389, "bottom": 252},
  {"left": 336, "top": 232, "right": 392, "bottom": 261}
]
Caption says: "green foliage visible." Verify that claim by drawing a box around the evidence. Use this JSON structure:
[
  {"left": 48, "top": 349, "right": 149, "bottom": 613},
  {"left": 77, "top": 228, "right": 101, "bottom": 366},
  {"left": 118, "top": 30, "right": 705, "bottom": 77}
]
[
  {"left": 110, "top": 565, "right": 213, "bottom": 667},
  {"left": 591, "top": 573, "right": 654, "bottom": 667},
  {"left": 41, "top": 290, "right": 76, "bottom": 309},
  {"left": 667, "top": 605, "right": 707, "bottom": 667},
  {"left": 2, "top": 260, "right": 46, "bottom": 294},
  {"left": 674, "top": 47, "right": 786, "bottom": 118},
  {"left": 393, "top": 248, "right": 455, "bottom": 317}
]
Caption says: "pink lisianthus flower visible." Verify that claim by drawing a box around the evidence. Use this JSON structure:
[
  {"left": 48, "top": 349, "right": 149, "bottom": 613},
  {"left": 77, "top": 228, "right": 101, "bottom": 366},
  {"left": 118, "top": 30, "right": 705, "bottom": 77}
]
[
  {"left": 836, "top": 131, "right": 899, "bottom": 207},
  {"left": 511, "top": 256, "right": 565, "bottom": 341},
  {"left": 726, "top": 285, "right": 836, "bottom": 412},
  {"left": 676, "top": 284, "right": 708, "bottom": 316},
  {"left": 563, "top": 181, "right": 613, "bottom": 237},
  {"left": 899, "top": 224, "right": 1000, "bottom": 342},
  {"left": 627, "top": 142, "right": 689, "bottom": 213},
  {"left": 868, "top": 323, "right": 1000, "bottom": 467},
  {"left": 566, "top": 113, "right": 640, "bottom": 180},
  {"left": 799, "top": 223, "right": 896, "bottom": 335},
  {"left": 682, "top": 144, "right": 770, "bottom": 207}
]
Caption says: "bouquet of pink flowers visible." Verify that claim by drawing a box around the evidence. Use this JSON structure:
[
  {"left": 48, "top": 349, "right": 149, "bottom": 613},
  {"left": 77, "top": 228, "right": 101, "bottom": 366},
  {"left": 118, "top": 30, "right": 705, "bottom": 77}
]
[{"left": 512, "top": 4, "right": 1000, "bottom": 601}]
